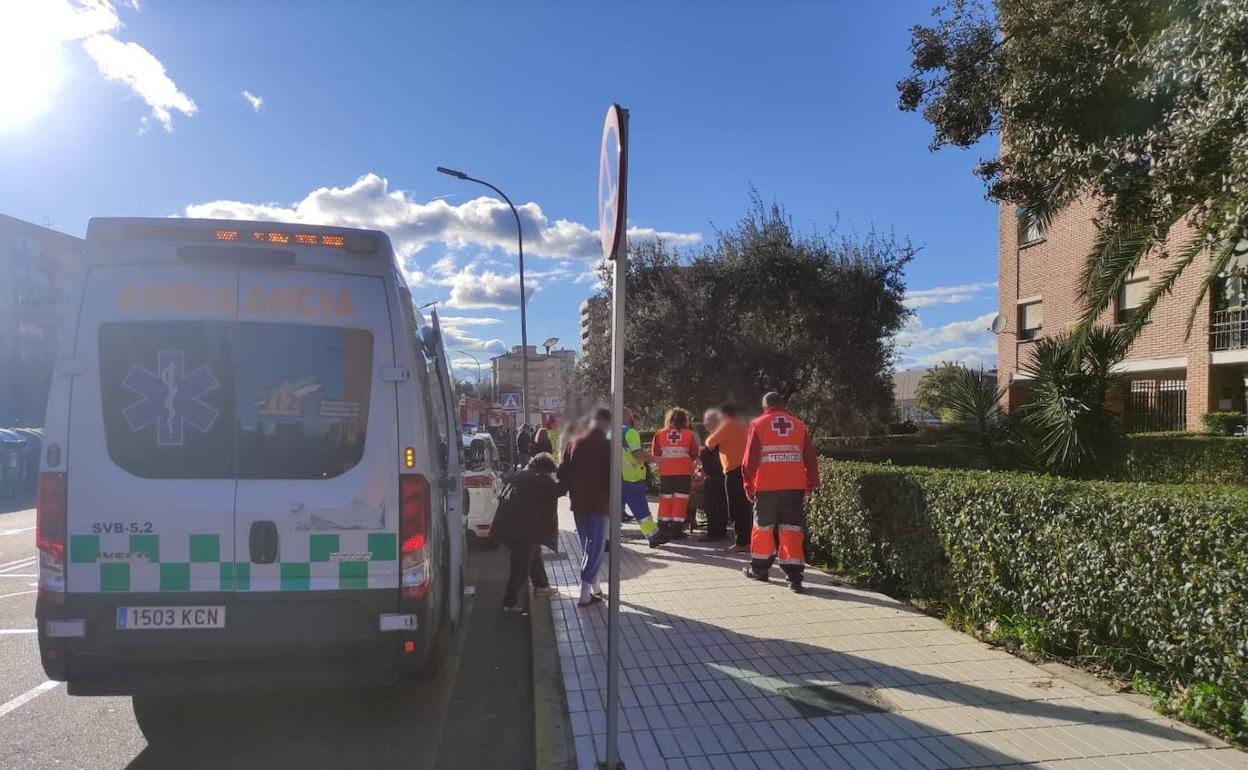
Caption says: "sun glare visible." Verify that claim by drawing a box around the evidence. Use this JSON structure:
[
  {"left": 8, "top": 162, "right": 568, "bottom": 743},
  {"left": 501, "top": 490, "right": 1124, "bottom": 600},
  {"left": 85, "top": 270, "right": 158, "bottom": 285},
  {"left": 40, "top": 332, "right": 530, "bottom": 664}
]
[{"left": 0, "top": 2, "right": 69, "bottom": 132}]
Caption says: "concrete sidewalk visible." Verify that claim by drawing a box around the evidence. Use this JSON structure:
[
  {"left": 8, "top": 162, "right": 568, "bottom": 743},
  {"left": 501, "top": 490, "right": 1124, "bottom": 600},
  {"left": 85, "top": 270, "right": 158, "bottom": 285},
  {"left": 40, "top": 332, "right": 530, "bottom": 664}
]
[{"left": 541, "top": 500, "right": 1246, "bottom": 769}]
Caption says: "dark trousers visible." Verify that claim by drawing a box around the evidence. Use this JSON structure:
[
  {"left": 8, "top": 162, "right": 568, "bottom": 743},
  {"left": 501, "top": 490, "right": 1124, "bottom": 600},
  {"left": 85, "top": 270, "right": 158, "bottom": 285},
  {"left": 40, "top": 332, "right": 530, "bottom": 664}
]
[
  {"left": 724, "top": 469, "right": 752, "bottom": 547},
  {"left": 748, "top": 490, "right": 806, "bottom": 583},
  {"left": 702, "top": 474, "right": 728, "bottom": 537},
  {"left": 503, "top": 541, "right": 549, "bottom": 606}
]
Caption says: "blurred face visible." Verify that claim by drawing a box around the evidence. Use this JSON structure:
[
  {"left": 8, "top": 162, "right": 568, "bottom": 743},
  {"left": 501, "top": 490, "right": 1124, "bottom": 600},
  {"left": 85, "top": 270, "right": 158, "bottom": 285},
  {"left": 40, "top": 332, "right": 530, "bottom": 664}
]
[{"left": 703, "top": 410, "right": 720, "bottom": 432}]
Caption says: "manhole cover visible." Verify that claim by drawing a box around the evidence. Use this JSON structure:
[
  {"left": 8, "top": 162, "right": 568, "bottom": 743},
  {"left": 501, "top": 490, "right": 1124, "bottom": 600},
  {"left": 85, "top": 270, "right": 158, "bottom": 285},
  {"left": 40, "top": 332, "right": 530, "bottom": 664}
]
[{"left": 779, "top": 684, "right": 891, "bottom": 718}]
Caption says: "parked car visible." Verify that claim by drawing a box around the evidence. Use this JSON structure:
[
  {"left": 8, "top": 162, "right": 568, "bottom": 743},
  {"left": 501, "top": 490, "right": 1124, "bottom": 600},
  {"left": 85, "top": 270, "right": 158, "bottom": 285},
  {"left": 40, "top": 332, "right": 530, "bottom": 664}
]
[
  {"left": 462, "top": 432, "right": 504, "bottom": 547},
  {"left": 0, "top": 429, "right": 28, "bottom": 499},
  {"left": 12, "top": 428, "right": 43, "bottom": 493}
]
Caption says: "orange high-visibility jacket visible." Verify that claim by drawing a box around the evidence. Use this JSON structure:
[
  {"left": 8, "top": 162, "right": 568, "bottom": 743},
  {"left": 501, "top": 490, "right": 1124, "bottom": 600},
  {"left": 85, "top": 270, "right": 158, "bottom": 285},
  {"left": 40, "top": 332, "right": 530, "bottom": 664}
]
[
  {"left": 741, "top": 408, "right": 818, "bottom": 496},
  {"left": 652, "top": 427, "right": 696, "bottom": 476}
]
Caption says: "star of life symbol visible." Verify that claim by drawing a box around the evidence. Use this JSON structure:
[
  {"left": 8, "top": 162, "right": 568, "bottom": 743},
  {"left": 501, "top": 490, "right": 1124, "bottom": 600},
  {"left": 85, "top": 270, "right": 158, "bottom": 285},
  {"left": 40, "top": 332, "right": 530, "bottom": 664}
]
[
  {"left": 123, "top": 351, "right": 220, "bottom": 446},
  {"left": 771, "top": 415, "right": 794, "bottom": 437}
]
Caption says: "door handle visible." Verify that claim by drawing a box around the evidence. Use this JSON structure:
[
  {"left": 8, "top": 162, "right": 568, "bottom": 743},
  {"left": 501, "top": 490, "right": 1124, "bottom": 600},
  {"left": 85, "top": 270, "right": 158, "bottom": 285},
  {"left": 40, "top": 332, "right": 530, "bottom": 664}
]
[{"left": 249, "top": 520, "right": 279, "bottom": 564}]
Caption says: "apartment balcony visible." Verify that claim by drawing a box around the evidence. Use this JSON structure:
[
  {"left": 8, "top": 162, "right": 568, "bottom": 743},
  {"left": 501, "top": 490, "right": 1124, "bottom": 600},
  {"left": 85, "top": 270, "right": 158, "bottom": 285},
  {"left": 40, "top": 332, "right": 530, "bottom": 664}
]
[{"left": 1211, "top": 307, "right": 1248, "bottom": 351}]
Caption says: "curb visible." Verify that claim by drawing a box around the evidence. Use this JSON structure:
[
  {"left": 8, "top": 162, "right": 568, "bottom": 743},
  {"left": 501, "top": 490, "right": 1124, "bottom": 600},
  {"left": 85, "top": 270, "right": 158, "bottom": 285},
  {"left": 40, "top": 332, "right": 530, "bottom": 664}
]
[{"left": 531, "top": 584, "right": 575, "bottom": 769}]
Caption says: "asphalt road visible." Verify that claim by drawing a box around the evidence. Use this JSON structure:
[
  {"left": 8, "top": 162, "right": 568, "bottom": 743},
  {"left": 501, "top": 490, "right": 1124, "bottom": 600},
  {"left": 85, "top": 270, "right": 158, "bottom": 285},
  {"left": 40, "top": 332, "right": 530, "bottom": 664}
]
[{"left": 0, "top": 504, "right": 534, "bottom": 770}]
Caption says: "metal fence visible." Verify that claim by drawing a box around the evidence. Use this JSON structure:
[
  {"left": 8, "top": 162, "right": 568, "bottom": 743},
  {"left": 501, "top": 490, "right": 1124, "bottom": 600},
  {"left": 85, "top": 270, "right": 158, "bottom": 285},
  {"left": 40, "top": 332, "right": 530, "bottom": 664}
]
[
  {"left": 1211, "top": 307, "right": 1248, "bottom": 351},
  {"left": 1125, "top": 379, "right": 1187, "bottom": 433}
]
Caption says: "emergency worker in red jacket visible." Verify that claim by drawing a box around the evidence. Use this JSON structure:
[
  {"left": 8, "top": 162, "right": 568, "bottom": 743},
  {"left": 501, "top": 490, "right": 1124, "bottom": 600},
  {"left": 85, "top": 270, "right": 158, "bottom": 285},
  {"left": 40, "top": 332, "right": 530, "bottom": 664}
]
[
  {"left": 740, "top": 392, "right": 818, "bottom": 592},
  {"left": 651, "top": 407, "right": 699, "bottom": 540}
]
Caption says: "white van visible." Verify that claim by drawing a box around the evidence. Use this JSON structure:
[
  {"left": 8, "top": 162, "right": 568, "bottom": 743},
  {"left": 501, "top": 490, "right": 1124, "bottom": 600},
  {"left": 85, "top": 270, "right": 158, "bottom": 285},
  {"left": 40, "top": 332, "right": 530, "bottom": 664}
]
[{"left": 34, "top": 218, "right": 465, "bottom": 732}]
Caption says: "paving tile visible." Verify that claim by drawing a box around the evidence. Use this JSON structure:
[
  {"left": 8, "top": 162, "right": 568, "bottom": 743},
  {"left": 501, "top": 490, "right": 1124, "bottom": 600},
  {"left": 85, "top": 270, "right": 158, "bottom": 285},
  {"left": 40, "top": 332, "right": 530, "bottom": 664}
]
[{"left": 545, "top": 501, "right": 1238, "bottom": 768}]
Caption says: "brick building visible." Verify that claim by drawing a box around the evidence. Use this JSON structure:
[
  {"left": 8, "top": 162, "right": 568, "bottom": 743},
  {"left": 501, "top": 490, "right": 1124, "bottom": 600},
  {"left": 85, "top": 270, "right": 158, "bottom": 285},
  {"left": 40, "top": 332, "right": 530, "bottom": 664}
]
[{"left": 997, "top": 199, "right": 1248, "bottom": 432}]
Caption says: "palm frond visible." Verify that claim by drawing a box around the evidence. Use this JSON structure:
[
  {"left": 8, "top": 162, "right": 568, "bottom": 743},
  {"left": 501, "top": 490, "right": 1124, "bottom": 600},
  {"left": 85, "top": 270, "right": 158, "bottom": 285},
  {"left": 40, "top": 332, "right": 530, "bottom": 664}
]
[
  {"left": 1074, "top": 221, "right": 1153, "bottom": 349},
  {"left": 1185, "top": 230, "right": 1242, "bottom": 340},
  {"left": 1121, "top": 227, "right": 1206, "bottom": 342}
]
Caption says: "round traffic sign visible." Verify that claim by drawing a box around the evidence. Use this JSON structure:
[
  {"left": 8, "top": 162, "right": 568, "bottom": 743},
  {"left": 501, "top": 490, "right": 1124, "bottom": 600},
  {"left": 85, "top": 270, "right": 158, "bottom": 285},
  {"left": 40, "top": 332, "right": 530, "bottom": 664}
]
[{"left": 598, "top": 104, "right": 628, "bottom": 260}]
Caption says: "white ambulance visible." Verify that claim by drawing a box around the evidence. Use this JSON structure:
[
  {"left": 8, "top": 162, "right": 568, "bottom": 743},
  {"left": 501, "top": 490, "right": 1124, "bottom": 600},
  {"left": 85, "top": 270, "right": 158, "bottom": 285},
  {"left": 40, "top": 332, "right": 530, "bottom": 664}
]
[{"left": 34, "top": 218, "right": 466, "bottom": 735}]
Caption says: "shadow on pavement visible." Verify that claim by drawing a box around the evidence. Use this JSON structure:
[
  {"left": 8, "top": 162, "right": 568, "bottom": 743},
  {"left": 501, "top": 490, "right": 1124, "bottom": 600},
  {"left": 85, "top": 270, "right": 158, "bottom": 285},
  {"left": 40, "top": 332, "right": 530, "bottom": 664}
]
[{"left": 125, "top": 545, "right": 535, "bottom": 770}]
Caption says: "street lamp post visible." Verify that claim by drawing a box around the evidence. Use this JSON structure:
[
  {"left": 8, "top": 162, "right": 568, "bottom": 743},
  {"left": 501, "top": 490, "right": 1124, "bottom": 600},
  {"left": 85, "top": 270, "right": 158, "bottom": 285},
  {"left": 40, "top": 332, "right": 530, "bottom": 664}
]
[
  {"left": 456, "top": 349, "right": 486, "bottom": 395},
  {"left": 437, "top": 166, "right": 530, "bottom": 433}
]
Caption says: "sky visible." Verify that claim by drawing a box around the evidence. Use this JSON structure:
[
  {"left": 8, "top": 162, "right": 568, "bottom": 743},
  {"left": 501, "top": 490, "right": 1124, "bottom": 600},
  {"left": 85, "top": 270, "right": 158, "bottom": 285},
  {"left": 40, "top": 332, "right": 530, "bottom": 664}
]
[{"left": 0, "top": 0, "right": 1001, "bottom": 378}]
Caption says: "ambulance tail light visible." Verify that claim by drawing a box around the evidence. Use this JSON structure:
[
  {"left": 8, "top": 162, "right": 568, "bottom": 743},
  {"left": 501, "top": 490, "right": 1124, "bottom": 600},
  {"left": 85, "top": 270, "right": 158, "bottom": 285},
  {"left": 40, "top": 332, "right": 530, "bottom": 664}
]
[
  {"left": 36, "top": 472, "right": 67, "bottom": 606},
  {"left": 400, "top": 474, "right": 431, "bottom": 599}
]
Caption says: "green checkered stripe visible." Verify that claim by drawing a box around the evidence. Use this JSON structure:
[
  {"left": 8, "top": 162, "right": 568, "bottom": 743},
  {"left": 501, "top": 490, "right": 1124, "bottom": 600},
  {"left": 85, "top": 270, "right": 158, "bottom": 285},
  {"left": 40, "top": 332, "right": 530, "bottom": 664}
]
[{"left": 67, "top": 532, "right": 398, "bottom": 592}]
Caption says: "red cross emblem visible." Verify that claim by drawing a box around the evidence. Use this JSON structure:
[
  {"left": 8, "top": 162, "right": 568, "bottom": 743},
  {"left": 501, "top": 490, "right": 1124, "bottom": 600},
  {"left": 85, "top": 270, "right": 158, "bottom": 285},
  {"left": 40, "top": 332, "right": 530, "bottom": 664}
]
[
  {"left": 667, "top": 429, "right": 682, "bottom": 442},
  {"left": 771, "top": 415, "right": 794, "bottom": 437}
]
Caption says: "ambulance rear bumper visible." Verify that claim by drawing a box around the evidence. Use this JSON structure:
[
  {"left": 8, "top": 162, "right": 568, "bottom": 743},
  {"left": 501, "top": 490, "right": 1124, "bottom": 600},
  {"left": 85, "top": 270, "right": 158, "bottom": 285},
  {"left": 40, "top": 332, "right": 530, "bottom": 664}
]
[
  {"left": 62, "top": 646, "right": 400, "bottom": 696},
  {"left": 39, "top": 589, "right": 431, "bottom": 696}
]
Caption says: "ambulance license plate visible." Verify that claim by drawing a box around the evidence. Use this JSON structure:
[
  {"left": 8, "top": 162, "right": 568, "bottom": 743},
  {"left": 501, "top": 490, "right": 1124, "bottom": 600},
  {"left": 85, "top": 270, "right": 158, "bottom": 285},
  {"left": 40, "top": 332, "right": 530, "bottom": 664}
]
[{"left": 117, "top": 606, "right": 225, "bottom": 630}]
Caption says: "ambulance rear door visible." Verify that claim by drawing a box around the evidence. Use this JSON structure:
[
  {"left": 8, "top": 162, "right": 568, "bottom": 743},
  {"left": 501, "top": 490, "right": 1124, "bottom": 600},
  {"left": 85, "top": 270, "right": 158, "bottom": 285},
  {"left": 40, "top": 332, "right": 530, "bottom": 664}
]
[
  {"left": 66, "top": 264, "right": 238, "bottom": 638},
  {"left": 230, "top": 268, "right": 398, "bottom": 644}
]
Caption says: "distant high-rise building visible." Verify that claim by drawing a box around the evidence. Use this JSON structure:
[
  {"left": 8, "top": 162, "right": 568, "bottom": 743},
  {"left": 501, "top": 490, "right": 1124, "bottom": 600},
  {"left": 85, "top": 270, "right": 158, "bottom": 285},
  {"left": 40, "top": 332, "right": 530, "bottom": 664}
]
[
  {"left": 491, "top": 345, "right": 577, "bottom": 427},
  {"left": 0, "top": 214, "right": 83, "bottom": 425},
  {"left": 579, "top": 296, "right": 607, "bottom": 348}
]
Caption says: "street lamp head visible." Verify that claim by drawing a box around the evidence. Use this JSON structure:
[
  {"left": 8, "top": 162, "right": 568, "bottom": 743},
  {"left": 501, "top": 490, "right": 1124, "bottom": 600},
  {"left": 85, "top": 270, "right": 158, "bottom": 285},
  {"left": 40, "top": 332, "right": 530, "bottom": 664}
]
[{"left": 436, "top": 166, "right": 468, "bottom": 180}]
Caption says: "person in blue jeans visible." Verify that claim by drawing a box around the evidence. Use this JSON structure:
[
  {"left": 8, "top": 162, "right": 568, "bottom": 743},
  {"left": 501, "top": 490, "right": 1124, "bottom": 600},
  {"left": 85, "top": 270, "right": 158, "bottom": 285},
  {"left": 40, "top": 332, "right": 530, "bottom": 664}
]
[
  {"left": 557, "top": 407, "right": 615, "bottom": 606},
  {"left": 620, "top": 407, "right": 665, "bottom": 548}
]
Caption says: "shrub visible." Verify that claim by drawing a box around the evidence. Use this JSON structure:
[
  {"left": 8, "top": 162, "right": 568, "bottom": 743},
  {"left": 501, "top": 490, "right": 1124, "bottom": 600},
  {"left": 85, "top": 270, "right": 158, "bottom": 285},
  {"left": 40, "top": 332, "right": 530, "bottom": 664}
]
[
  {"left": 1202, "top": 411, "right": 1247, "bottom": 436},
  {"left": 806, "top": 460, "right": 1248, "bottom": 742},
  {"left": 1120, "top": 433, "right": 1247, "bottom": 485}
]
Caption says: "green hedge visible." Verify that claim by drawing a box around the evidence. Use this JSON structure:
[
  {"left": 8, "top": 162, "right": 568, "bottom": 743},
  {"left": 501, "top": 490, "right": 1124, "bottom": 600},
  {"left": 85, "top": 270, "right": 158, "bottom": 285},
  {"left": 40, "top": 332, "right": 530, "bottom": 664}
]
[
  {"left": 1120, "top": 433, "right": 1247, "bottom": 485},
  {"left": 807, "top": 460, "right": 1248, "bottom": 741},
  {"left": 817, "top": 431, "right": 1248, "bottom": 486},
  {"left": 1202, "top": 411, "right": 1247, "bottom": 436}
]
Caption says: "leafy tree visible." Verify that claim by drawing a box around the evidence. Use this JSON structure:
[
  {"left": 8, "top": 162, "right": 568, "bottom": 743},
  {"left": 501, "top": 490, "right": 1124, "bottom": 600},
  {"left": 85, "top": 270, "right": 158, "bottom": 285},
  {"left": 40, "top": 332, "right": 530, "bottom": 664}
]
[
  {"left": 575, "top": 195, "right": 913, "bottom": 433},
  {"left": 915, "top": 362, "right": 967, "bottom": 421},
  {"left": 899, "top": 1, "right": 1248, "bottom": 341}
]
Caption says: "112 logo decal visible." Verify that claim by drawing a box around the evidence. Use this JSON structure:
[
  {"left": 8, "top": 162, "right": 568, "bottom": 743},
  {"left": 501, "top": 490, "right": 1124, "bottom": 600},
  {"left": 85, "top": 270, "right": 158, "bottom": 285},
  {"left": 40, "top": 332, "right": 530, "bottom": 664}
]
[{"left": 123, "top": 351, "right": 220, "bottom": 446}]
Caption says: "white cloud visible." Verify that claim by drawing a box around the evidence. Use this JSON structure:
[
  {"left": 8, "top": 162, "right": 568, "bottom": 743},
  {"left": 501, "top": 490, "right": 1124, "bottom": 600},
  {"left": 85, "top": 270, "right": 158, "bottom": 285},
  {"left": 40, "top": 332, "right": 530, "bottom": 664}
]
[
  {"left": 438, "top": 315, "right": 507, "bottom": 355},
  {"left": 81, "top": 33, "right": 197, "bottom": 131},
  {"left": 184, "top": 173, "right": 703, "bottom": 263},
  {"left": 625, "top": 227, "right": 704, "bottom": 248},
  {"left": 903, "top": 345, "right": 998, "bottom": 370},
  {"left": 241, "top": 89, "right": 263, "bottom": 112},
  {"left": 3, "top": 0, "right": 196, "bottom": 132},
  {"left": 904, "top": 281, "right": 997, "bottom": 309},
  {"left": 895, "top": 308, "right": 999, "bottom": 371},
  {"left": 444, "top": 265, "right": 539, "bottom": 310},
  {"left": 896, "top": 312, "right": 996, "bottom": 349}
]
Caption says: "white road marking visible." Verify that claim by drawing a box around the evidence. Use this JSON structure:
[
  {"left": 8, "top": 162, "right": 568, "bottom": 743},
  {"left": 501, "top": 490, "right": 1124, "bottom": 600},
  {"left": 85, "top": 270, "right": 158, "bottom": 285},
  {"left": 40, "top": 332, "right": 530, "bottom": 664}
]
[
  {"left": 0, "top": 590, "right": 36, "bottom": 600},
  {"left": 0, "top": 629, "right": 37, "bottom": 634},
  {"left": 0, "top": 556, "right": 36, "bottom": 573},
  {"left": 0, "top": 527, "right": 35, "bottom": 536},
  {"left": 0, "top": 681, "right": 59, "bottom": 719},
  {"left": 0, "top": 574, "right": 36, "bottom": 578}
]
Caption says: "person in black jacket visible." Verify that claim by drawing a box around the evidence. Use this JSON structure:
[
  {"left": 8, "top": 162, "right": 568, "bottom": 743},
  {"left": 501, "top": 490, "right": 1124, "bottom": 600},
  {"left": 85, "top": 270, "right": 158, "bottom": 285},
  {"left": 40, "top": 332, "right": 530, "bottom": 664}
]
[
  {"left": 698, "top": 409, "right": 728, "bottom": 542},
  {"left": 491, "top": 453, "right": 565, "bottom": 612}
]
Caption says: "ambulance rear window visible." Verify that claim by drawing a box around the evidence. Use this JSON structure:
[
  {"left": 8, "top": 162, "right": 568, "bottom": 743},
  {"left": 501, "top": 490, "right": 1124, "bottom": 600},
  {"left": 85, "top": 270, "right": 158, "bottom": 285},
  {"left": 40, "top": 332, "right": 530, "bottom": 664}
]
[{"left": 99, "top": 322, "right": 373, "bottom": 480}]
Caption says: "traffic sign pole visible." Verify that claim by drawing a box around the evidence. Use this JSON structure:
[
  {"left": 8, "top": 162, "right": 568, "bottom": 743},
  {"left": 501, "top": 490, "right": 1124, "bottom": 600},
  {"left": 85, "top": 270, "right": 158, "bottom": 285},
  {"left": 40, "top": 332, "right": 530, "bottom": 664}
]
[{"left": 600, "top": 103, "right": 628, "bottom": 770}]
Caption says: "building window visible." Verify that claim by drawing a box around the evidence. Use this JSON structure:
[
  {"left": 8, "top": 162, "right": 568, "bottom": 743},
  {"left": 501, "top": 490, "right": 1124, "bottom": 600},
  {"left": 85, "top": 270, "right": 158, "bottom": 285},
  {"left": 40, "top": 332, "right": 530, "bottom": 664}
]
[
  {"left": 1017, "top": 208, "right": 1045, "bottom": 246},
  {"left": 1117, "top": 274, "right": 1148, "bottom": 325},
  {"left": 1018, "top": 300, "right": 1043, "bottom": 341}
]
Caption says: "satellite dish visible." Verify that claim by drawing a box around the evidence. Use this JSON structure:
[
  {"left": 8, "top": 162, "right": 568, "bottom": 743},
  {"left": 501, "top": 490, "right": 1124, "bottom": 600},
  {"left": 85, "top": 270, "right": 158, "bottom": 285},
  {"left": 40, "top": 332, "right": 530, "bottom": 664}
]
[
  {"left": 542, "top": 337, "right": 559, "bottom": 352},
  {"left": 990, "top": 314, "right": 1006, "bottom": 334}
]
